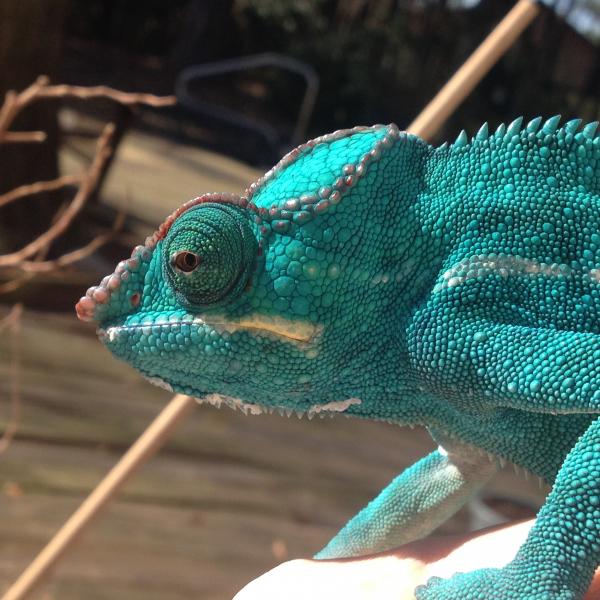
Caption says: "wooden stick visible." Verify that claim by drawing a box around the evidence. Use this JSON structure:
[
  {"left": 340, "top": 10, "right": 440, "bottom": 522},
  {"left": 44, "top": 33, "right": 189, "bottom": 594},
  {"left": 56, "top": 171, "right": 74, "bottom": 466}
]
[
  {"left": 407, "top": 0, "right": 540, "bottom": 141},
  {"left": 2, "top": 393, "right": 196, "bottom": 600}
]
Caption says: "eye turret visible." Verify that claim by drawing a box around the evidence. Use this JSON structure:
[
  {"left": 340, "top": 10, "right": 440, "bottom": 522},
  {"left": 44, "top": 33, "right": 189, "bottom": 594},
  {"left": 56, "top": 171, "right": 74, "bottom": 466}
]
[{"left": 164, "top": 203, "right": 257, "bottom": 306}]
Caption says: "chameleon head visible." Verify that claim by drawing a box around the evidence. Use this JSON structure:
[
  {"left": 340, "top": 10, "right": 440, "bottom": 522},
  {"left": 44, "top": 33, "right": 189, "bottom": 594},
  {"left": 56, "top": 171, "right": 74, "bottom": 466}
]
[{"left": 76, "top": 124, "right": 413, "bottom": 416}]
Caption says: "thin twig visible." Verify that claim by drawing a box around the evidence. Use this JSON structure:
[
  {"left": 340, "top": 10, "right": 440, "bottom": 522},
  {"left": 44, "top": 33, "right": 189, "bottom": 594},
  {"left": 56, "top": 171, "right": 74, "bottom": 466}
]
[
  {"left": 0, "top": 76, "right": 175, "bottom": 286},
  {"left": 0, "top": 209, "right": 59, "bottom": 293},
  {"left": 0, "top": 276, "right": 33, "bottom": 295},
  {"left": 0, "top": 304, "right": 23, "bottom": 457},
  {"left": 36, "top": 84, "right": 177, "bottom": 107},
  {"left": 0, "top": 75, "right": 175, "bottom": 143},
  {"left": 14, "top": 211, "right": 126, "bottom": 273},
  {"left": 0, "top": 124, "right": 115, "bottom": 267},
  {"left": 0, "top": 78, "right": 50, "bottom": 141},
  {"left": 1, "top": 131, "right": 46, "bottom": 143},
  {"left": 0, "top": 175, "right": 81, "bottom": 209},
  {"left": 0, "top": 304, "right": 22, "bottom": 334}
]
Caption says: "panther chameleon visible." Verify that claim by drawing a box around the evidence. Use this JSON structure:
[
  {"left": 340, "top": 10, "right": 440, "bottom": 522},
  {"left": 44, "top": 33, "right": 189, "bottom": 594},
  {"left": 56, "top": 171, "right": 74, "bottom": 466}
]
[{"left": 76, "top": 116, "right": 600, "bottom": 599}]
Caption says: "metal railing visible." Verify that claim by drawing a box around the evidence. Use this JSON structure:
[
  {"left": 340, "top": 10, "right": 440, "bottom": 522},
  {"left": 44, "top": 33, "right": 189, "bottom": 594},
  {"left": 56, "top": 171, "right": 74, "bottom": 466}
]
[{"left": 175, "top": 52, "right": 319, "bottom": 156}]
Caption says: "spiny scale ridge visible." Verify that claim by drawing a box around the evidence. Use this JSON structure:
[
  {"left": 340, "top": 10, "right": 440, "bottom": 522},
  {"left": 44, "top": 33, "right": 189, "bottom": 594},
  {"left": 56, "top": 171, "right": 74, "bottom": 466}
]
[{"left": 448, "top": 114, "right": 600, "bottom": 153}]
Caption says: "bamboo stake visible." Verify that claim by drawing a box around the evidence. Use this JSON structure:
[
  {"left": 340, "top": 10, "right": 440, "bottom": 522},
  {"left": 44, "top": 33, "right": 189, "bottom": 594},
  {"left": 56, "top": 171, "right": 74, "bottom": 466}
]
[
  {"left": 407, "top": 0, "right": 540, "bottom": 140},
  {"left": 2, "top": 394, "right": 196, "bottom": 600}
]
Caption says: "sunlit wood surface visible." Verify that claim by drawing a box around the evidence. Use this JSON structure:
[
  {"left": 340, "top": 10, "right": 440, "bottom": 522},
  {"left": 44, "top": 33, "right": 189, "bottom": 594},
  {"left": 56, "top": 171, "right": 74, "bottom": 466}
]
[{"left": 1, "top": 126, "right": 545, "bottom": 599}]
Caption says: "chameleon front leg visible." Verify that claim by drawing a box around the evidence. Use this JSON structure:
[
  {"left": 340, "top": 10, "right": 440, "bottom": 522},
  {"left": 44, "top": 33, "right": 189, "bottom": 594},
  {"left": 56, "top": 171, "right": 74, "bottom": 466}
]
[
  {"left": 315, "top": 436, "right": 498, "bottom": 559},
  {"left": 418, "top": 416, "right": 600, "bottom": 600}
]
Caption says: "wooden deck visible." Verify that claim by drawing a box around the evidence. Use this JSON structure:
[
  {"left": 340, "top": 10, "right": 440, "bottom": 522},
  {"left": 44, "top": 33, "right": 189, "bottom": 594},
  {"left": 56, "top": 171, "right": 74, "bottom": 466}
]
[{"left": 0, "top": 126, "right": 545, "bottom": 599}]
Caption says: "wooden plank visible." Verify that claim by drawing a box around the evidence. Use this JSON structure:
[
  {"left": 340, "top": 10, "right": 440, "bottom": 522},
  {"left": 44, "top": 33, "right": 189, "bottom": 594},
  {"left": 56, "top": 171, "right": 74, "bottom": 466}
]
[{"left": 0, "top": 308, "right": 545, "bottom": 598}]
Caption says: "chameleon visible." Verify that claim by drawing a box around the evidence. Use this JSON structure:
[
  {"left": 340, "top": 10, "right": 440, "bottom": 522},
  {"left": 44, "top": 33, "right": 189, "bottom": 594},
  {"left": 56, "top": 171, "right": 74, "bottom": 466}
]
[{"left": 76, "top": 116, "right": 600, "bottom": 599}]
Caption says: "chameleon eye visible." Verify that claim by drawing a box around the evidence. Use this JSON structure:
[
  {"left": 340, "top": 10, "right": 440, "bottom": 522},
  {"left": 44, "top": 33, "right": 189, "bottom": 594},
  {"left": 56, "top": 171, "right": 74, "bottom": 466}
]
[
  {"left": 164, "top": 203, "right": 257, "bottom": 306},
  {"left": 172, "top": 251, "right": 201, "bottom": 274}
]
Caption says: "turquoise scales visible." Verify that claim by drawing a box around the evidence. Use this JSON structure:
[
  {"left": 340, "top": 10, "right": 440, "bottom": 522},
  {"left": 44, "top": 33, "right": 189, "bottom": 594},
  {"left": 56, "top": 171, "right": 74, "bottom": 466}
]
[{"left": 77, "top": 117, "right": 600, "bottom": 599}]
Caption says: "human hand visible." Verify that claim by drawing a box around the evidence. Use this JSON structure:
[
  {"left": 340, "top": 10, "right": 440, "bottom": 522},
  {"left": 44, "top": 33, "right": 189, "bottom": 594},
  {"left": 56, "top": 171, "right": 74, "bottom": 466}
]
[{"left": 234, "top": 520, "right": 600, "bottom": 599}]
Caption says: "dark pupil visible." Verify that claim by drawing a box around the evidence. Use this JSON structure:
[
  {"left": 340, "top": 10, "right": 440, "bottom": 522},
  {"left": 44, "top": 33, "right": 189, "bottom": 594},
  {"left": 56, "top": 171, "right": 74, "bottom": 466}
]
[{"left": 175, "top": 251, "right": 200, "bottom": 273}]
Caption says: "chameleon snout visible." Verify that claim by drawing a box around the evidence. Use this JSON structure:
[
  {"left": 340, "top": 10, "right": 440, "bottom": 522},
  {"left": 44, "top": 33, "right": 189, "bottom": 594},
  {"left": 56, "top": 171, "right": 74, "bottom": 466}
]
[{"left": 75, "top": 244, "right": 151, "bottom": 324}]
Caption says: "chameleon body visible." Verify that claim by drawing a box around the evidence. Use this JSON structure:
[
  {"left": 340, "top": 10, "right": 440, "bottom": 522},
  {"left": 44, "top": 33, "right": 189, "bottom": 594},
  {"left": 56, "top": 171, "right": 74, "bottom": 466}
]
[{"left": 77, "top": 117, "right": 600, "bottom": 599}]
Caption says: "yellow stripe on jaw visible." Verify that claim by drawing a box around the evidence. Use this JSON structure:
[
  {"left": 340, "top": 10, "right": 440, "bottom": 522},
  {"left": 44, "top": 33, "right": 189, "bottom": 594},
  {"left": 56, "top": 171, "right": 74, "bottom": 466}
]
[{"left": 200, "top": 313, "right": 322, "bottom": 344}]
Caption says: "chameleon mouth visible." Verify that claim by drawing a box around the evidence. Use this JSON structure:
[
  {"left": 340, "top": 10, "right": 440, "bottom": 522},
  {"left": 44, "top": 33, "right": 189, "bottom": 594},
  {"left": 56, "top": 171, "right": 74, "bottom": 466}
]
[{"left": 99, "top": 312, "right": 322, "bottom": 345}]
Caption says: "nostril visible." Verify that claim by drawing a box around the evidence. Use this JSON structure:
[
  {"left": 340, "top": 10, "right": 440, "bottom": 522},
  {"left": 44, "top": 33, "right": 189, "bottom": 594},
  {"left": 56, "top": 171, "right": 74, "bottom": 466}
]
[{"left": 130, "top": 292, "right": 141, "bottom": 307}]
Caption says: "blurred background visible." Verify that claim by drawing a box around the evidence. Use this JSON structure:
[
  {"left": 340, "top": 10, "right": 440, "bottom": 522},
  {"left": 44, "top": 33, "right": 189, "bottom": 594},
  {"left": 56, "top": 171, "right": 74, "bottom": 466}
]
[{"left": 0, "top": 1, "right": 598, "bottom": 598}]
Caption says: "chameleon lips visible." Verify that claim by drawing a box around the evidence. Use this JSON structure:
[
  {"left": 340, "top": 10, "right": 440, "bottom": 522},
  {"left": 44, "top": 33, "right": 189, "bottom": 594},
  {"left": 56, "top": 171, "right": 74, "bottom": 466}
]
[{"left": 201, "top": 313, "right": 322, "bottom": 344}]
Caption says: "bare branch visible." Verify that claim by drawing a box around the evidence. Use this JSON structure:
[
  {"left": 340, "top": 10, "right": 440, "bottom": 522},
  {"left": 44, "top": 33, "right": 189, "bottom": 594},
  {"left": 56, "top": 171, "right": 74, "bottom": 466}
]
[
  {"left": 0, "top": 174, "right": 81, "bottom": 209},
  {"left": 15, "top": 210, "right": 126, "bottom": 273},
  {"left": 37, "top": 84, "right": 177, "bottom": 107},
  {"left": 0, "top": 124, "right": 115, "bottom": 267},
  {"left": 0, "top": 217, "right": 56, "bottom": 293},
  {"left": 1, "top": 131, "right": 47, "bottom": 143},
  {"left": 0, "top": 76, "right": 176, "bottom": 290},
  {"left": 0, "top": 77, "right": 50, "bottom": 140},
  {"left": 0, "top": 275, "right": 34, "bottom": 295},
  {"left": 0, "top": 75, "right": 175, "bottom": 143}
]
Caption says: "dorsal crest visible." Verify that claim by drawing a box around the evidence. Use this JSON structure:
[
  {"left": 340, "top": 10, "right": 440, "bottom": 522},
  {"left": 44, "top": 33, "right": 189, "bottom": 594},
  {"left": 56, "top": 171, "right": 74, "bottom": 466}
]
[{"left": 441, "top": 115, "right": 600, "bottom": 154}]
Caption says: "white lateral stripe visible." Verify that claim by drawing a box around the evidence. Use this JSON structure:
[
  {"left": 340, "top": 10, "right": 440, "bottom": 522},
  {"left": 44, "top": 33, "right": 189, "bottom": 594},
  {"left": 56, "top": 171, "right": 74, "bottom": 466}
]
[
  {"left": 308, "top": 398, "right": 362, "bottom": 414},
  {"left": 434, "top": 254, "right": 577, "bottom": 292},
  {"left": 143, "top": 376, "right": 174, "bottom": 392},
  {"left": 201, "top": 394, "right": 264, "bottom": 415}
]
